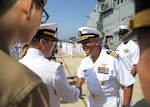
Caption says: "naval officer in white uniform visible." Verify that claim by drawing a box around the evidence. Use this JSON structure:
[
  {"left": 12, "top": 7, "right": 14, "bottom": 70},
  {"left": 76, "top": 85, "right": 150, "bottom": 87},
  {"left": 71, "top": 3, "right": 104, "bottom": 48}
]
[
  {"left": 19, "top": 23, "right": 80, "bottom": 107},
  {"left": 76, "top": 27, "right": 135, "bottom": 107},
  {"left": 116, "top": 25, "right": 140, "bottom": 77},
  {"left": 116, "top": 25, "right": 140, "bottom": 107}
]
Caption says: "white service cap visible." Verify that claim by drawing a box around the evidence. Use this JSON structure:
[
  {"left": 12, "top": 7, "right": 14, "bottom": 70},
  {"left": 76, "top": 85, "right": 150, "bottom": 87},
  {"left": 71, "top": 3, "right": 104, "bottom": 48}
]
[
  {"left": 77, "top": 27, "right": 102, "bottom": 42},
  {"left": 32, "top": 23, "right": 58, "bottom": 42},
  {"left": 118, "top": 25, "right": 130, "bottom": 30}
]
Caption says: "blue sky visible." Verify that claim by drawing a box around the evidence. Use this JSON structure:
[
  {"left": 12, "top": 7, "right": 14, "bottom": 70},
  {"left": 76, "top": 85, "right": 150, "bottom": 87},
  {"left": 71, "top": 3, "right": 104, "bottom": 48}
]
[{"left": 44, "top": 0, "right": 96, "bottom": 40}]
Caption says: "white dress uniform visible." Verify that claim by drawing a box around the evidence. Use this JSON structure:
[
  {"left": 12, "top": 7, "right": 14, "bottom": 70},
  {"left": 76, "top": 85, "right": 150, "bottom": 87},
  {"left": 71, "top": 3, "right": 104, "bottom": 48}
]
[
  {"left": 19, "top": 48, "right": 80, "bottom": 107},
  {"left": 116, "top": 40, "right": 140, "bottom": 107},
  {"left": 77, "top": 48, "right": 135, "bottom": 107},
  {"left": 116, "top": 40, "right": 140, "bottom": 69},
  {"left": 70, "top": 43, "right": 74, "bottom": 57}
]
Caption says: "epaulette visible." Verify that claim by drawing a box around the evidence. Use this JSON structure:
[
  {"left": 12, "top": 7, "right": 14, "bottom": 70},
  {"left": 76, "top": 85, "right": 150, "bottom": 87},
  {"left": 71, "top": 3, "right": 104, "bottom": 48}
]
[
  {"left": 53, "top": 59, "right": 63, "bottom": 64},
  {"left": 47, "top": 57, "right": 62, "bottom": 64},
  {"left": 106, "top": 50, "right": 119, "bottom": 58}
]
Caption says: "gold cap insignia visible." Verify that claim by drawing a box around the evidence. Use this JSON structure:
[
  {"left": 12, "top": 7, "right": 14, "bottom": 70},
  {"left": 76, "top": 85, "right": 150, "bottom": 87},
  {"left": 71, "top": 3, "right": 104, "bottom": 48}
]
[{"left": 78, "top": 31, "right": 82, "bottom": 36}]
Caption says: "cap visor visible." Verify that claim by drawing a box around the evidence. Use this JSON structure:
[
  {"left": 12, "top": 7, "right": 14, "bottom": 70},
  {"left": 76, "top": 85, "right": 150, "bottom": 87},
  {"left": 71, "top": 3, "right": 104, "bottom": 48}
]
[
  {"left": 77, "top": 38, "right": 88, "bottom": 43},
  {"left": 124, "top": 29, "right": 138, "bottom": 42}
]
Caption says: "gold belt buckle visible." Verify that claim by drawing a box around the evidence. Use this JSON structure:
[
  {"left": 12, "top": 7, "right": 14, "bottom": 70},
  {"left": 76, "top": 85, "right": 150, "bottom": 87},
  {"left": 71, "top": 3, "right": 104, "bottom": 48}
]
[{"left": 92, "top": 93, "right": 99, "bottom": 100}]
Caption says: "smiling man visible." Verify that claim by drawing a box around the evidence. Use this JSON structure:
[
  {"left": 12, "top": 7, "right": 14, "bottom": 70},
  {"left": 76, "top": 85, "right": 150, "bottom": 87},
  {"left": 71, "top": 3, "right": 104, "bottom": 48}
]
[{"left": 76, "top": 27, "right": 135, "bottom": 107}]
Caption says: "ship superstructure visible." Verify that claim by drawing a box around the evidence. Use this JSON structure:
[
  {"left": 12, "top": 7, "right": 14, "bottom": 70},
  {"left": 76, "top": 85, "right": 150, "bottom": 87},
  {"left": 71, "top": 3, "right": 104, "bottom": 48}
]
[{"left": 87, "top": 0, "right": 135, "bottom": 50}]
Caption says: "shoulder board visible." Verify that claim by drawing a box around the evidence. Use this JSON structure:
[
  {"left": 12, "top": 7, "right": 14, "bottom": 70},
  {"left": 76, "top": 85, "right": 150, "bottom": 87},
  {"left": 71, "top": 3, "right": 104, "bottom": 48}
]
[
  {"left": 106, "top": 50, "right": 119, "bottom": 58},
  {"left": 82, "top": 54, "right": 89, "bottom": 59},
  {"left": 52, "top": 59, "right": 62, "bottom": 64},
  {"left": 47, "top": 58, "right": 62, "bottom": 64}
]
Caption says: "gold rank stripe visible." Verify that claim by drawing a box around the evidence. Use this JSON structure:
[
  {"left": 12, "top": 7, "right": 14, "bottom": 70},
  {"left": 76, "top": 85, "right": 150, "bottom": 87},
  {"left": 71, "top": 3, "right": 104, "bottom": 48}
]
[
  {"left": 109, "top": 51, "right": 119, "bottom": 57},
  {"left": 107, "top": 50, "right": 119, "bottom": 58},
  {"left": 44, "top": 31, "right": 55, "bottom": 37}
]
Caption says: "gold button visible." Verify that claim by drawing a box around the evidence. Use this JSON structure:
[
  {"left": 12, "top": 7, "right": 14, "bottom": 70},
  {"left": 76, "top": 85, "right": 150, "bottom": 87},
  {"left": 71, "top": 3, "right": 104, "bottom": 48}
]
[{"left": 92, "top": 94, "right": 99, "bottom": 100}]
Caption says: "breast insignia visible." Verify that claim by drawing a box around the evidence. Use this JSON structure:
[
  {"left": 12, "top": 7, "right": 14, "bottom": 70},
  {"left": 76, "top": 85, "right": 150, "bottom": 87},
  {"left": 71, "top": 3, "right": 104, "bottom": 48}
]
[{"left": 106, "top": 50, "right": 119, "bottom": 58}]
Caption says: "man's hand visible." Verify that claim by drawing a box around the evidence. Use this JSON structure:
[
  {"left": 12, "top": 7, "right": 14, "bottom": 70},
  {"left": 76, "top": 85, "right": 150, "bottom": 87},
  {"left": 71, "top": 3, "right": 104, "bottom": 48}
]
[{"left": 76, "top": 78, "right": 85, "bottom": 98}]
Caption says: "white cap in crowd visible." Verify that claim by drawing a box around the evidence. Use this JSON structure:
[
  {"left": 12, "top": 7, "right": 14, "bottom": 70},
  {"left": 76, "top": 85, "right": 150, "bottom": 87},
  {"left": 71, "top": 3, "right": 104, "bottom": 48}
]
[
  {"left": 77, "top": 27, "right": 102, "bottom": 42},
  {"left": 31, "top": 23, "right": 58, "bottom": 42}
]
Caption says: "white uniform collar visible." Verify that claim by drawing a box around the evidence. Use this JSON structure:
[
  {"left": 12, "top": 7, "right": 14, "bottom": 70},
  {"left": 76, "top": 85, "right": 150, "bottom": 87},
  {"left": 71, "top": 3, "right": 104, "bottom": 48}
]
[{"left": 26, "top": 48, "right": 45, "bottom": 57}]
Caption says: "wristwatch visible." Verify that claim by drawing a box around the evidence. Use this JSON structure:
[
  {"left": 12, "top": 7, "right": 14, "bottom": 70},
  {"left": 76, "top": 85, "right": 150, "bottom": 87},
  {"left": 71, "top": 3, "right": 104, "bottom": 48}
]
[{"left": 122, "top": 105, "right": 130, "bottom": 107}]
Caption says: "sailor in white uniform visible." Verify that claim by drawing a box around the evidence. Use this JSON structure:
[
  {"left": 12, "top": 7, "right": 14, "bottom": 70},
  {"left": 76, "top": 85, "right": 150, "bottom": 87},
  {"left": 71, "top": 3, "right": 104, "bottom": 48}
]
[
  {"left": 19, "top": 23, "right": 80, "bottom": 107},
  {"left": 116, "top": 25, "right": 140, "bottom": 107},
  {"left": 116, "top": 25, "right": 140, "bottom": 75},
  {"left": 76, "top": 27, "right": 135, "bottom": 107}
]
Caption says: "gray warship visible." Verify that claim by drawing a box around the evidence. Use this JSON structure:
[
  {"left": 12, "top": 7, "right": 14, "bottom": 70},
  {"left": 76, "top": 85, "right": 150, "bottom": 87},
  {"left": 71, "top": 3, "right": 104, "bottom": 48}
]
[{"left": 86, "top": 0, "right": 135, "bottom": 50}]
